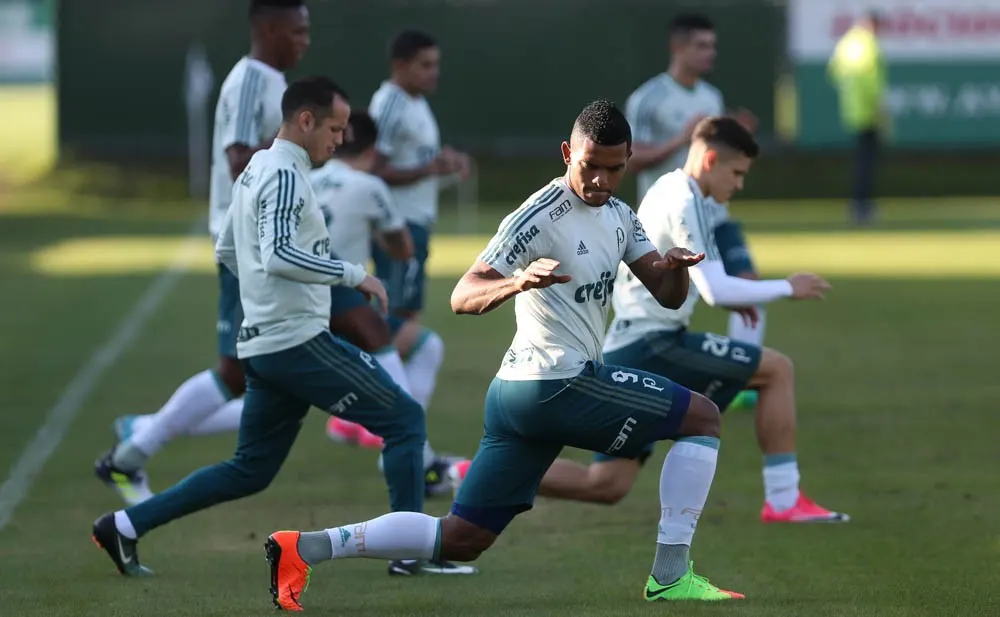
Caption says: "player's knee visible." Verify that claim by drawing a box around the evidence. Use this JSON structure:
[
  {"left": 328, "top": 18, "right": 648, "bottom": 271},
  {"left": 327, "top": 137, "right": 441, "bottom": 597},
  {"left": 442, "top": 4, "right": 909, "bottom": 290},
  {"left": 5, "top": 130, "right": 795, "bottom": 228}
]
[
  {"left": 216, "top": 357, "right": 246, "bottom": 398},
  {"left": 437, "top": 513, "right": 498, "bottom": 562},
  {"left": 588, "top": 470, "right": 633, "bottom": 505},
  {"left": 225, "top": 454, "right": 281, "bottom": 495},
  {"left": 382, "top": 395, "right": 427, "bottom": 445},
  {"left": 678, "top": 393, "right": 721, "bottom": 439},
  {"left": 760, "top": 347, "right": 794, "bottom": 382},
  {"left": 416, "top": 329, "right": 445, "bottom": 368}
]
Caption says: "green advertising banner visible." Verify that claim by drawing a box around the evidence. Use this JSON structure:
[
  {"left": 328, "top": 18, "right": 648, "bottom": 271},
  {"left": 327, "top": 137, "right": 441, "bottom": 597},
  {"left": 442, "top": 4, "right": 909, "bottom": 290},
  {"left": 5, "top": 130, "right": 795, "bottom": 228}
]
[{"left": 787, "top": 0, "right": 1000, "bottom": 148}]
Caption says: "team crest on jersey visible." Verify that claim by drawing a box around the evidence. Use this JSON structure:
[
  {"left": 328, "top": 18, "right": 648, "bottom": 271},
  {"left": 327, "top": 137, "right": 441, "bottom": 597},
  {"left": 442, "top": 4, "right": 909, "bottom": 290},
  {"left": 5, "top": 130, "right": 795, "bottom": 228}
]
[
  {"left": 574, "top": 270, "right": 615, "bottom": 307},
  {"left": 505, "top": 225, "right": 541, "bottom": 266},
  {"left": 616, "top": 227, "right": 625, "bottom": 248}
]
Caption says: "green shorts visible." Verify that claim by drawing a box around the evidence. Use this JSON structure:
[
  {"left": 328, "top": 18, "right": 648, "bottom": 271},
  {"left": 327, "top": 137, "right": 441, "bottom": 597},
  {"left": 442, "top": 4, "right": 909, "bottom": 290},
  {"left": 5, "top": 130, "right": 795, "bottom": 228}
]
[
  {"left": 594, "top": 328, "right": 762, "bottom": 464},
  {"left": 450, "top": 361, "right": 691, "bottom": 534}
]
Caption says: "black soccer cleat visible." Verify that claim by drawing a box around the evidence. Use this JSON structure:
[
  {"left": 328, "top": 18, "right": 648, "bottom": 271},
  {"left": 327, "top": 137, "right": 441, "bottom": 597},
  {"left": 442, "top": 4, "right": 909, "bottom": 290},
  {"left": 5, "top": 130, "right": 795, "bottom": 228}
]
[
  {"left": 388, "top": 558, "right": 479, "bottom": 576},
  {"left": 91, "top": 512, "right": 153, "bottom": 576},
  {"left": 424, "top": 457, "right": 459, "bottom": 498}
]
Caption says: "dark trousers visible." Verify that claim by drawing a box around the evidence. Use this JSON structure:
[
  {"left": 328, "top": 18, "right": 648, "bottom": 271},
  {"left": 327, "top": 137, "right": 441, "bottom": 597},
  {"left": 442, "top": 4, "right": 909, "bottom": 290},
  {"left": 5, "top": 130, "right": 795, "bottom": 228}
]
[{"left": 852, "top": 128, "right": 880, "bottom": 224}]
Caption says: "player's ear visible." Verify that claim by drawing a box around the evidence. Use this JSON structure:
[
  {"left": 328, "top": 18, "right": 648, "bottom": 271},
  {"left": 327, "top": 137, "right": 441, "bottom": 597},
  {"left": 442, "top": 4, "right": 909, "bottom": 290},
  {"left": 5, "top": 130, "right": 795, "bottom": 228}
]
[
  {"left": 560, "top": 141, "right": 572, "bottom": 165},
  {"left": 300, "top": 109, "right": 315, "bottom": 132},
  {"left": 702, "top": 148, "right": 717, "bottom": 171}
]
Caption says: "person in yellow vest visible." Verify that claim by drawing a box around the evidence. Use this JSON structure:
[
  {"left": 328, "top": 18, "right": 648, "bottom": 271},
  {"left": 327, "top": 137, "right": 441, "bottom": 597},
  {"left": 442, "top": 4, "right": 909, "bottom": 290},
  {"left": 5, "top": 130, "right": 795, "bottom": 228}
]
[{"left": 828, "top": 10, "right": 888, "bottom": 226}]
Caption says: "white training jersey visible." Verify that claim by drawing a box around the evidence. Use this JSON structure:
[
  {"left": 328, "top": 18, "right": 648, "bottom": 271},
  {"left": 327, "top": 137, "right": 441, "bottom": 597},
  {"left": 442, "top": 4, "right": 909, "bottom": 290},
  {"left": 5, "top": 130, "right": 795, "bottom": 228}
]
[
  {"left": 625, "top": 73, "right": 724, "bottom": 202},
  {"left": 310, "top": 160, "right": 406, "bottom": 267},
  {"left": 605, "top": 170, "right": 727, "bottom": 351},
  {"left": 215, "top": 139, "right": 368, "bottom": 359},
  {"left": 479, "top": 178, "right": 657, "bottom": 381},
  {"left": 369, "top": 81, "right": 441, "bottom": 227},
  {"left": 209, "top": 57, "right": 287, "bottom": 244}
]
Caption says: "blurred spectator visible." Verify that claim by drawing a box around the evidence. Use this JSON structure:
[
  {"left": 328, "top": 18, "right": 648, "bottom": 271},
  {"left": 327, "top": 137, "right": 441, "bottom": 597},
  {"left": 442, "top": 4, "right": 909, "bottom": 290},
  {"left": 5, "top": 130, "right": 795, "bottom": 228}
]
[{"left": 827, "top": 10, "right": 887, "bottom": 227}]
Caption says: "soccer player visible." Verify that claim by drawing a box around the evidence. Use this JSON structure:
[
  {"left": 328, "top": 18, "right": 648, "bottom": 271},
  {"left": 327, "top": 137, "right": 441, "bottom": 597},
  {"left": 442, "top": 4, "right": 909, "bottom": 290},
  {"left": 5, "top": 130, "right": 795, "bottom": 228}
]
[
  {"left": 91, "top": 76, "right": 431, "bottom": 579},
  {"left": 625, "top": 13, "right": 762, "bottom": 411},
  {"left": 533, "top": 116, "right": 849, "bottom": 524},
  {"left": 368, "top": 28, "right": 471, "bottom": 328},
  {"left": 93, "top": 0, "right": 310, "bottom": 505},
  {"left": 261, "top": 100, "right": 744, "bottom": 611}
]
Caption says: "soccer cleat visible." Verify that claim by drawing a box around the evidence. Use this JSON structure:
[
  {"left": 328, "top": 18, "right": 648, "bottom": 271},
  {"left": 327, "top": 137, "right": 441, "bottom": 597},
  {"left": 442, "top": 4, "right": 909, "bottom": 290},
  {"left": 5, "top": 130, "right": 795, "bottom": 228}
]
[
  {"left": 643, "top": 562, "right": 743, "bottom": 601},
  {"left": 94, "top": 450, "right": 154, "bottom": 506},
  {"left": 325, "top": 417, "right": 384, "bottom": 450},
  {"left": 265, "top": 531, "right": 312, "bottom": 612},
  {"left": 761, "top": 493, "right": 851, "bottom": 523},
  {"left": 424, "top": 457, "right": 463, "bottom": 498},
  {"left": 387, "top": 559, "right": 479, "bottom": 576},
  {"left": 91, "top": 512, "right": 153, "bottom": 577},
  {"left": 112, "top": 415, "right": 139, "bottom": 442},
  {"left": 727, "top": 390, "right": 758, "bottom": 412}
]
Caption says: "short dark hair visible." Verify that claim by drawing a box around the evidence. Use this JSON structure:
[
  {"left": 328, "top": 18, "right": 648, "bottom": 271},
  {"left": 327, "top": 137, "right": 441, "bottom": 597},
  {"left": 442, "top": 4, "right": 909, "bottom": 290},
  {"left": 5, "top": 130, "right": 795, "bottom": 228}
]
[
  {"left": 390, "top": 29, "right": 437, "bottom": 61},
  {"left": 336, "top": 111, "right": 379, "bottom": 157},
  {"left": 250, "top": 0, "right": 305, "bottom": 18},
  {"left": 669, "top": 13, "right": 715, "bottom": 38},
  {"left": 281, "top": 76, "right": 348, "bottom": 122},
  {"left": 572, "top": 99, "right": 632, "bottom": 149},
  {"left": 692, "top": 116, "right": 759, "bottom": 159}
]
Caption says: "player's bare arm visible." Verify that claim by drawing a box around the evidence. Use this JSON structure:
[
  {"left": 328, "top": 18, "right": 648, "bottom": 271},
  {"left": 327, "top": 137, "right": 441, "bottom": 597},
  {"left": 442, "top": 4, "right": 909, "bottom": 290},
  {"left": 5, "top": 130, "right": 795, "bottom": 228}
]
[
  {"left": 627, "top": 248, "right": 704, "bottom": 309},
  {"left": 451, "top": 259, "right": 571, "bottom": 316},
  {"left": 371, "top": 150, "right": 461, "bottom": 186},
  {"left": 375, "top": 227, "right": 414, "bottom": 261}
]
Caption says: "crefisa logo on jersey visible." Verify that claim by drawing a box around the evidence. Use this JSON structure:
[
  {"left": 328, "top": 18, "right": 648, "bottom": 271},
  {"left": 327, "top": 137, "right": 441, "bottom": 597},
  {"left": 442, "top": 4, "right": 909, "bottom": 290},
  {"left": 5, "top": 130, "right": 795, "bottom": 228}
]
[
  {"left": 505, "top": 225, "right": 541, "bottom": 266},
  {"left": 312, "top": 237, "right": 331, "bottom": 256},
  {"left": 574, "top": 270, "right": 615, "bottom": 306}
]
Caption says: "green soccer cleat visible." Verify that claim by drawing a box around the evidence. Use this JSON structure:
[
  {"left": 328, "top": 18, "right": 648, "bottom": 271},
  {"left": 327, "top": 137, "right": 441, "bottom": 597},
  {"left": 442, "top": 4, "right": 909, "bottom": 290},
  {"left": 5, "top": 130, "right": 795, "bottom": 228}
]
[
  {"left": 727, "top": 389, "right": 758, "bottom": 412},
  {"left": 643, "top": 563, "right": 744, "bottom": 601}
]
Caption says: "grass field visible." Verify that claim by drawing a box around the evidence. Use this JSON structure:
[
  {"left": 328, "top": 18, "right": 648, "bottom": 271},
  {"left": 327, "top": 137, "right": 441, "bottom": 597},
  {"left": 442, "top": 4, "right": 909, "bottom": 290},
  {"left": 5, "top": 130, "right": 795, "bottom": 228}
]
[{"left": 1, "top": 183, "right": 999, "bottom": 617}]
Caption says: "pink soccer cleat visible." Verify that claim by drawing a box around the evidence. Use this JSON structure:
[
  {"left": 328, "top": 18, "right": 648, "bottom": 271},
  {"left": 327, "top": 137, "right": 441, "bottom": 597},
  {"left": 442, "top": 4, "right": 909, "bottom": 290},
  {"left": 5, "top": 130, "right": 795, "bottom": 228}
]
[
  {"left": 761, "top": 493, "right": 850, "bottom": 523},
  {"left": 325, "top": 417, "right": 384, "bottom": 450}
]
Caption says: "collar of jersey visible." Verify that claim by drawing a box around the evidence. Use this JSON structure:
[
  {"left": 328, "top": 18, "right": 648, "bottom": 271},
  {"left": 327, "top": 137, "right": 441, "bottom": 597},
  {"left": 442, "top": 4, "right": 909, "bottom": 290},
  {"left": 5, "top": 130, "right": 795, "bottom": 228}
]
[
  {"left": 244, "top": 56, "right": 285, "bottom": 81},
  {"left": 682, "top": 172, "right": 706, "bottom": 199},
  {"left": 272, "top": 139, "right": 312, "bottom": 170}
]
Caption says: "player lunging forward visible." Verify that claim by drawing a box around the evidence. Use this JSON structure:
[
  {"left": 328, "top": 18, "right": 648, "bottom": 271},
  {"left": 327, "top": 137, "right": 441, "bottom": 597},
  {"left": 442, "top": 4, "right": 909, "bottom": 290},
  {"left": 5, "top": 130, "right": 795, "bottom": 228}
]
[
  {"left": 94, "top": 0, "right": 309, "bottom": 505},
  {"left": 533, "top": 117, "right": 849, "bottom": 524},
  {"left": 92, "top": 77, "right": 430, "bottom": 578},
  {"left": 261, "top": 100, "right": 743, "bottom": 611},
  {"left": 626, "top": 13, "right": 762, "bottom": 411}
]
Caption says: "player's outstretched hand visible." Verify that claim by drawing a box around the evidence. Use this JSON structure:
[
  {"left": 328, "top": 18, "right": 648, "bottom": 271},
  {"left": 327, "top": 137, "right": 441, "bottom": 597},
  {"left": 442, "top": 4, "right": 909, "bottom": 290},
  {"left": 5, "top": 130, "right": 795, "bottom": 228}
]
[
  {"left": 516, "top": 258, "right": 572, "bottom": 291},
  {"left": 652, "top": 247, "right": 705, "bottom": 270},
  {"left": 787, "top": 273, "right": 831, "bottom": 300},
  {"left": 355, "top": 275, "right": 389, "bottom": 314},
  {"left": 732, "top": 306, "right": 760, "bottom": 328}
]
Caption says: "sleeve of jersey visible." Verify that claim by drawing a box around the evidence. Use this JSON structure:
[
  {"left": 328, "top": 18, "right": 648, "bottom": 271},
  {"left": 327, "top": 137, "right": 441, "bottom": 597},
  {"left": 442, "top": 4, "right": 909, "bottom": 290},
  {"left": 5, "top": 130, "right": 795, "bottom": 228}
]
[
  {"left": 370, "top": 180, "right": 406, "bottom": 231},
  {"left": 625, "top": 88, "right": 659, "bottom": 143},
  {"left": 689, "top": 260, "right": 792, "bottom": 307},
  {"left": 372, "top": 91, "right": 406, "bottom": 157},
  {"left": 476, "top": 209, "right": 548, "bottom": 278},
  {"left": 219, "top": 71, "right": 265, "bottom": 150},
  {"left": 260, "top": 169, "right": 367, "bottom": 287},
  {"left": 673, "top": 194, "right": 723, "bottom": 262},
  {"left": 622, "top": 206, "right": 658, "bottom": 263},
  {"left": 214, "top": 205, "right": 239, "bottom": 277}
]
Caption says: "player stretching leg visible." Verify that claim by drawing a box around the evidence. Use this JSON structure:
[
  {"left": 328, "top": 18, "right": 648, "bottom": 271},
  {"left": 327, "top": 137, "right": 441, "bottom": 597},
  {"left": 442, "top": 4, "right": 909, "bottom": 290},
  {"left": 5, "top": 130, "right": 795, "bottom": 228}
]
[
  {"left": 522, "top": 117, "right": 848, "bottom": 524},
  {"left": 91, "top": 78, "right": 432, "bottom": 578},
  {"left": 624, "top": 13, "right": 762, "bottom": 411},
  {"left": 261, "top": 101, "right": 743, "bottom": 611},
  {"left": 94, "top": 0, "right": 309, "bottom": 505}
]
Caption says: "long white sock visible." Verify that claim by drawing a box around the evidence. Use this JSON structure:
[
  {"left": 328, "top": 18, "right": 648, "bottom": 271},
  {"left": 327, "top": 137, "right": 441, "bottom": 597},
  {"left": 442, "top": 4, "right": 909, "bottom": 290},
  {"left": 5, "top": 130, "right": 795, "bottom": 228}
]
[
  {"left": 403, "top": 330, "right": 444, "bottom": 410},
  {"left": 763, "top": 454, "right": 801, "bottom": 512},
  {"left": 728, "top": 306, "right": 766, "bottom": 345},
  {"left": 305, "top": 512, "right": 440, "bottom": 563},
  {"left": 374, "top": 348, "right": 413, "bottom": 394},
  {"left": 651, "top": 436, "right": 719, "bottom": 584},
  {"left": 189, "top": 397, "right": 244, "bottom": 436},
  {"left": 123, "top": 369, "right": 230, "bottom": 464}
]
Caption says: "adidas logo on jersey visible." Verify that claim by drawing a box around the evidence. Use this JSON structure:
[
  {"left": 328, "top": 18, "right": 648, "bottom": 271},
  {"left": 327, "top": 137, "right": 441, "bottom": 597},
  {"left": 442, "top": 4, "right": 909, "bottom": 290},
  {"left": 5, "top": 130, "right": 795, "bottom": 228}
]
[{"left": 577, "top": 241, "right": 589, "bottom": 256}]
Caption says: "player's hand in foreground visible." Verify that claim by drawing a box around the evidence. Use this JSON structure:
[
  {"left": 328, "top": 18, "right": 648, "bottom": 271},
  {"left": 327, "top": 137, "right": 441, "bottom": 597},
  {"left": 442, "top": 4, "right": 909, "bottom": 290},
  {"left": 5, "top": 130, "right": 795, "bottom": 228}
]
[
  {"left": 787, "top": 273, "right": 831, "bottom": 300},
  {"left": 516, "top": 258, "right": 572, "bottom": 291},
  {"left": 652, "top": 247, "right": 705, "bottom": 270},
  {"left": 731, "top": 306, "right": 760, "bottom": 328},
  {"left": 355, "top": 275, "right": 389, "bottom": 314}
]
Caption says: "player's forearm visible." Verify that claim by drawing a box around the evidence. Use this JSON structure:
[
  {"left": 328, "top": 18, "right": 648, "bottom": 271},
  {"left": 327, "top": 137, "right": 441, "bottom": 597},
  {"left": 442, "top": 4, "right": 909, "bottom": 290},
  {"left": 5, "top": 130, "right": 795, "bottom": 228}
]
[
  {"left": 628, "top": 139, "right": 686, "bottom": 173},
  {"left": 379, "top": 229, "right": 414, "bottom": 261},
  {"left": 651, "top": 268, "right": 690, "bottom": 309},
  {"left": 264, "top": 247, "right": 367, "bottom": 287},
  {"left": 690, "top": 263, "right": 791, "bottom": 307},
  {"left": 450, "top": 273, "right": 523, "bottom": 315}
]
